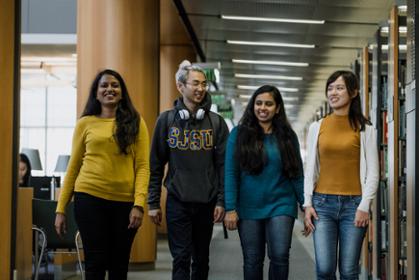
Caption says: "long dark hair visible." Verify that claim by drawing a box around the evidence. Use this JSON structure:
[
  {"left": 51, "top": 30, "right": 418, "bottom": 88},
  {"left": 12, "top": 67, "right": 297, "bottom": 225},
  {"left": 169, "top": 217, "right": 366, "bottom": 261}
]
[
  {"left": 19, "top": 153, "right": 32, "bottom": 186},
  {"left": 236, "top": 85, "right": 301, "bottom": 178},
  {"left": 326, "top": 70, "right": 371, "bottom": 131},
  {"left": 82, "top": 69, "right": 140, "bottom": 154}
]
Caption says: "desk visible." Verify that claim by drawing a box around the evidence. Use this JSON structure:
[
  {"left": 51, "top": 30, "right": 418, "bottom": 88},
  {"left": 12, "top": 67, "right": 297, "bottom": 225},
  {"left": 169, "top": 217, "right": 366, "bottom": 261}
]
[{"left": 15, "top": 187, "right": 33, "bottom": 280}]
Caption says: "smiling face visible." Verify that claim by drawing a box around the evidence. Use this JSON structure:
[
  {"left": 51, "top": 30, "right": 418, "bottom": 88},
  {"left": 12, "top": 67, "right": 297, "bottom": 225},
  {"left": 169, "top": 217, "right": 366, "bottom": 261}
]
[
  {"left": 177, "top": 71, "right": 207, "bottom": 108},
  {"left": 253, "top": 92, "right": 280, "bottom": 125},
  {"left": 326, "top": 76, "right": 353, "bottom": 113},
  {"left": 96, "top": 74, "right": 122, "bottom": 108}
]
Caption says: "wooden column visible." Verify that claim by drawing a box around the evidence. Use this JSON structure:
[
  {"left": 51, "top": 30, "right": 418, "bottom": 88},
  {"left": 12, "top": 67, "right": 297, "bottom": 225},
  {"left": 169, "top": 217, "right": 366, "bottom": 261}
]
[
  {"left": 77, "top": 0, "right": 159, "bottom": 264},
  {"left": 0, "top": 0, "right": 19, "bottom": 279},
  {"left": 387, "top": 6, "right": 399, "bottom": 280},
  {"left": 158, "top": 0, "right": 196, "bottom": 234},
  {"left": 160, "top": 0, "right": 196, "bottom": 112}
]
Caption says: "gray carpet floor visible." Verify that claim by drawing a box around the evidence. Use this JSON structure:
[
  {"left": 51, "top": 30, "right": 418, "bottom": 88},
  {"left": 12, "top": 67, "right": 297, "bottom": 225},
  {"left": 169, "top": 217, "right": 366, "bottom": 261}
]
[
  {"left": 64, "top": 218, "right": 316, "bottom": 279},
  {"left": 131, "top": 219, "right": 316, "bottom": 280}
]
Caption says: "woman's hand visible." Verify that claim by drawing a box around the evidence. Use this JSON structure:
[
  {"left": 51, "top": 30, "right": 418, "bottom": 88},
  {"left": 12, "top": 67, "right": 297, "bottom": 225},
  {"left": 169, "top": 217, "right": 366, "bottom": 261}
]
[
  {"left": 128, "top": 207, "right": 144, "bottom": 229},
  {"left": 354, "top": 209, "right": 369, "bottom": 227},
  {"left": 224, "top": 210, "right": 239, "bottom": 230},
  {"left": 55, "top": 213, "right": 67, "bottom": 237},
  {"left": 303, "top": 206, "right": 318, "bottom": 236}
]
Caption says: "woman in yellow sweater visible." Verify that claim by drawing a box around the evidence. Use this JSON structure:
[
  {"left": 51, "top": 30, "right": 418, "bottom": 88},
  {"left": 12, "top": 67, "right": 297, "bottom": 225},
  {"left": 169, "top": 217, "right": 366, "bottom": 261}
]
[
  {"left": 303, "top": 70, "right": 379, "bottom": 279},
  {"left": 55, "top": 69, "right": 150, "bottom": 280}
]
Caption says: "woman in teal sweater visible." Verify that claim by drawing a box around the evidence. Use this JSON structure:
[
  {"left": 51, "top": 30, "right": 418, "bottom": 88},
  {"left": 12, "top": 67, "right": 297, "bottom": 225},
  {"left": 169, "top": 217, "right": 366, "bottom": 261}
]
[{"left": 224, "top": 85, "right": 304, "bottom": 280}]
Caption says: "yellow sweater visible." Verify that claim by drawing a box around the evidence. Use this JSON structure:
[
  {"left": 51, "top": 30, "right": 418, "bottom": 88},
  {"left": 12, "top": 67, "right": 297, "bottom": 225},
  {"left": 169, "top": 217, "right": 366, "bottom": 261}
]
[
  {"left": 315, "top": 113, "right": 362, "bottom": 195},
  {"left": 56, "top": 116, "right": 150, "bottom": 213}
]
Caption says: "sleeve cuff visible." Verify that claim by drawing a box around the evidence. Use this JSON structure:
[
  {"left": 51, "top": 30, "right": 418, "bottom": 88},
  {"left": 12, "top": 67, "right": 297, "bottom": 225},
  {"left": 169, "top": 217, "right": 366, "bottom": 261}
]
[{"left": 358, "top": 199, "right": 371, "bottom": 212}]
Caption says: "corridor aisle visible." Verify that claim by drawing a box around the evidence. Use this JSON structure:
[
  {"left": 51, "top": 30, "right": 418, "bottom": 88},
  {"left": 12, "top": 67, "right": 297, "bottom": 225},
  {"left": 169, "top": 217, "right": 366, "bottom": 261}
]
[{"left": 131, "top": 219, "right": 315, "bottom": 280}]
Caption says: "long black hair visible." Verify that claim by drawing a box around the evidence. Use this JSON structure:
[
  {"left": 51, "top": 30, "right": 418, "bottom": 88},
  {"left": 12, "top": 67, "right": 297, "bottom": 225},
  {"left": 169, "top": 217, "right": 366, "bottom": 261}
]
[
  {"left": 236, "top": 85, "right": 301, "bottom": 178},
  {"left": 19, "top": 153, "right": 32, "bottom": 186},
  {"left": 81, "top": 69, "right": 140, "bottom": 154},
  {"left": 326, "top": 70, "right": 371, "bottom": 131}
]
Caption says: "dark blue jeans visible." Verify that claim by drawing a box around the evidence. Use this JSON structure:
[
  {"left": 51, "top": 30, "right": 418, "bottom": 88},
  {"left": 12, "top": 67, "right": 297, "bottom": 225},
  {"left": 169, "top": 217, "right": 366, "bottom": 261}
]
[
  {"left": 238, "top": 215, "right": 295, "bottom": 280},
  {"left": 166, "top": 194, "right": 216, "bottom": 280},
  {"left": 312, "top": 193, "right": 367, "bottom": 280},
  {"left": 74, "top": 192, "right": 138, "bottom": 280}
]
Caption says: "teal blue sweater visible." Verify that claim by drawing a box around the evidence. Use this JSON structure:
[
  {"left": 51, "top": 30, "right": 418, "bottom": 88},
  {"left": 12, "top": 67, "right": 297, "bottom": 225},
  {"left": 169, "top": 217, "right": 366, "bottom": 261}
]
[{"left": 224, "top": 127, "right": 304, "bottom": 219}]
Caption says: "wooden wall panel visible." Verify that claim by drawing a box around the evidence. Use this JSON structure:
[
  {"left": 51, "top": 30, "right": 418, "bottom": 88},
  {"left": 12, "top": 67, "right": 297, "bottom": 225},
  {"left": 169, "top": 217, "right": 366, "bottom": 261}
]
[
  {"left": 160, "top": 46, "right": 195, "bottom": 112},
  {"left": 0, "top": 0, "right": 17, "bottom": 278}
]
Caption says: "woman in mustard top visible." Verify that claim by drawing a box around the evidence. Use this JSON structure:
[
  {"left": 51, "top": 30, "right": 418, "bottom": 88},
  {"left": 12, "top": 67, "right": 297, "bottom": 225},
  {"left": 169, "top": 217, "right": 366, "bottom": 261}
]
[
  {"left": 55, "top": 69, "right": 150, "bottom": 280},
  {"left": 303, "top": 70, "right": 379, "bottom": 280}
]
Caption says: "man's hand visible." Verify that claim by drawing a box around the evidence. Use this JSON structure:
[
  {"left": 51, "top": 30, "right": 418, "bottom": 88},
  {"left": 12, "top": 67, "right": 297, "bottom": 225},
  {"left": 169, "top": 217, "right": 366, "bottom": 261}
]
[
  {"left": 148, "top": 209, "right": 162, "bottom": 225},
  {"left": 213, "top": 206, "right": 225, "bottom": 223}
]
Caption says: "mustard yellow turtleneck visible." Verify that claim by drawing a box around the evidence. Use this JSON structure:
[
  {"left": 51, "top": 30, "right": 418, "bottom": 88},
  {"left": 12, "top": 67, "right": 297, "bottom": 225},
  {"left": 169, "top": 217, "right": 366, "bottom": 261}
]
[{"left": 315, "top": 113, "right": 362, "bottom": 195}]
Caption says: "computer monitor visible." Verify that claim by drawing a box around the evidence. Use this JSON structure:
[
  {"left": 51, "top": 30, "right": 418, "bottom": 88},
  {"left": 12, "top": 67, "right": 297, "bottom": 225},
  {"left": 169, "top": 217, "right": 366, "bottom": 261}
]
[{"left": 31, "top": 176, "right": 60, "bottom": 200}]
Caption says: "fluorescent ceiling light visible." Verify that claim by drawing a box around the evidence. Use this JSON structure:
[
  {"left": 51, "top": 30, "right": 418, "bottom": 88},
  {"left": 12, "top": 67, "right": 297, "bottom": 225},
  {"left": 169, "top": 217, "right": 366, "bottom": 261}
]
[
  {"left": 221, "top": 15, "right": 325, "bottom": 24},
  {"left": 227, "top": 40, "right": 315, "bottom": 49},
  {"left": 239, "top": 94, "right": 298, "bottom": 102},
  {"left": 237, "top": 85, "right": 299, "bottom": 92},
  {"left": 398, "top": 5, "right": 407, "bottom": 13},
  {"left": 22, "top": 56, "right": 76, "bottom": 62},
  {"left": 233, "top": 59, "right": 309, "bottom": 67},
  {"left": 381, "top": 26, "right": 407, "bottom": 33},
  {"left": 368, "top": 44, "right": 407, "bottom": 51},
  {"left": 235, "top": 73, "right": 302, "bottom": 81}
]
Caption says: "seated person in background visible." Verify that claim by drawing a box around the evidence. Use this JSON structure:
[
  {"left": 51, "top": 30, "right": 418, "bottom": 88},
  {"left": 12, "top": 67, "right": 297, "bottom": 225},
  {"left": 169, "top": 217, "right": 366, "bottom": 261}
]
[{"left": 19, "top": 153, "right": 32, "bottom": 187}]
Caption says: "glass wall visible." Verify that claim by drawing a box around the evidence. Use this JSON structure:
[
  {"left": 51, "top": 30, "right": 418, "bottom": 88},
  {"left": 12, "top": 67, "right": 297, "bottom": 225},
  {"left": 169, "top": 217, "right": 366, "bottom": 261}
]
[{"left": 20, "top": 66, "right": 76, "bottom": 176}]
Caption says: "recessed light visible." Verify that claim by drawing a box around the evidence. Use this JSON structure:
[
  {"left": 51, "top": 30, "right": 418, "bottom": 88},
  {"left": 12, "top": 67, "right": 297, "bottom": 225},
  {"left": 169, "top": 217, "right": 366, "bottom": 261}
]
[
  {"left": 227, "top": 40, "right": 315, "bottom": 49},
  {"left": 235, "top": 73, "right": 303, "bottom": 81},
  {"left": 233, "top": 59, "right": 309, "bottom": 67},
  {"left": 221, "top": 15, "right": 325, "bottom": 24}
]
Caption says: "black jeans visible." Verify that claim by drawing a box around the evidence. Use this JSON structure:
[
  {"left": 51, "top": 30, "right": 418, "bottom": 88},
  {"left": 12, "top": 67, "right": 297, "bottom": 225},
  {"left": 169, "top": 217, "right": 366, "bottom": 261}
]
[
  {"left": 74, "top": 192, "right": 138, "bottom": 280},
  {"left": 166, "top": 194, "right": 216, "bottom": 280}
]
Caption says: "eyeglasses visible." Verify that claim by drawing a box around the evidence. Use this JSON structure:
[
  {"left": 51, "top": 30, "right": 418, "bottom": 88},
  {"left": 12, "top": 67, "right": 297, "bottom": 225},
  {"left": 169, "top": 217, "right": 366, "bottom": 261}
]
[{"left": 185, "top": 81, "right": 210, "bottom": 91}]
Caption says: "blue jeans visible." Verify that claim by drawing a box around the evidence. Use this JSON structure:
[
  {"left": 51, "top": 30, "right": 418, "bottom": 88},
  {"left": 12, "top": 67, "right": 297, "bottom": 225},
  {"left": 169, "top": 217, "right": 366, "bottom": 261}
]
[
  {"left": 238, "top": 215, "right": 295, "bottom": 280},
  {"left": 312, "top": 193, "right": 367, "bottom": 280}
]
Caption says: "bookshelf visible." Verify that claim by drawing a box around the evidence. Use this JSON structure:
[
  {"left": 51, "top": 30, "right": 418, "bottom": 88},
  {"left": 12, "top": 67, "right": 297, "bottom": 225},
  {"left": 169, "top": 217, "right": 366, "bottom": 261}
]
[{"left": 363, "top": 5, "right": 410, "bottom": 279}]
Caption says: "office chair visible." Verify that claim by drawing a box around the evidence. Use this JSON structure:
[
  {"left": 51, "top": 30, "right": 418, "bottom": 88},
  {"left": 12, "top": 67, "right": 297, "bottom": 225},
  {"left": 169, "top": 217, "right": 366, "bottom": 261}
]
[{"left": 32, "top": 198, "right": 84, "bottom": 280}]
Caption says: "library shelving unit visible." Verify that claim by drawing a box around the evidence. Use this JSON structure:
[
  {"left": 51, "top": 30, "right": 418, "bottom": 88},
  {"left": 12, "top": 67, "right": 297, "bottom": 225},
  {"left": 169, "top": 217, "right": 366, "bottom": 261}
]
[{"left": 360, "top": 5, "right": 414, "bottom": 279}]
